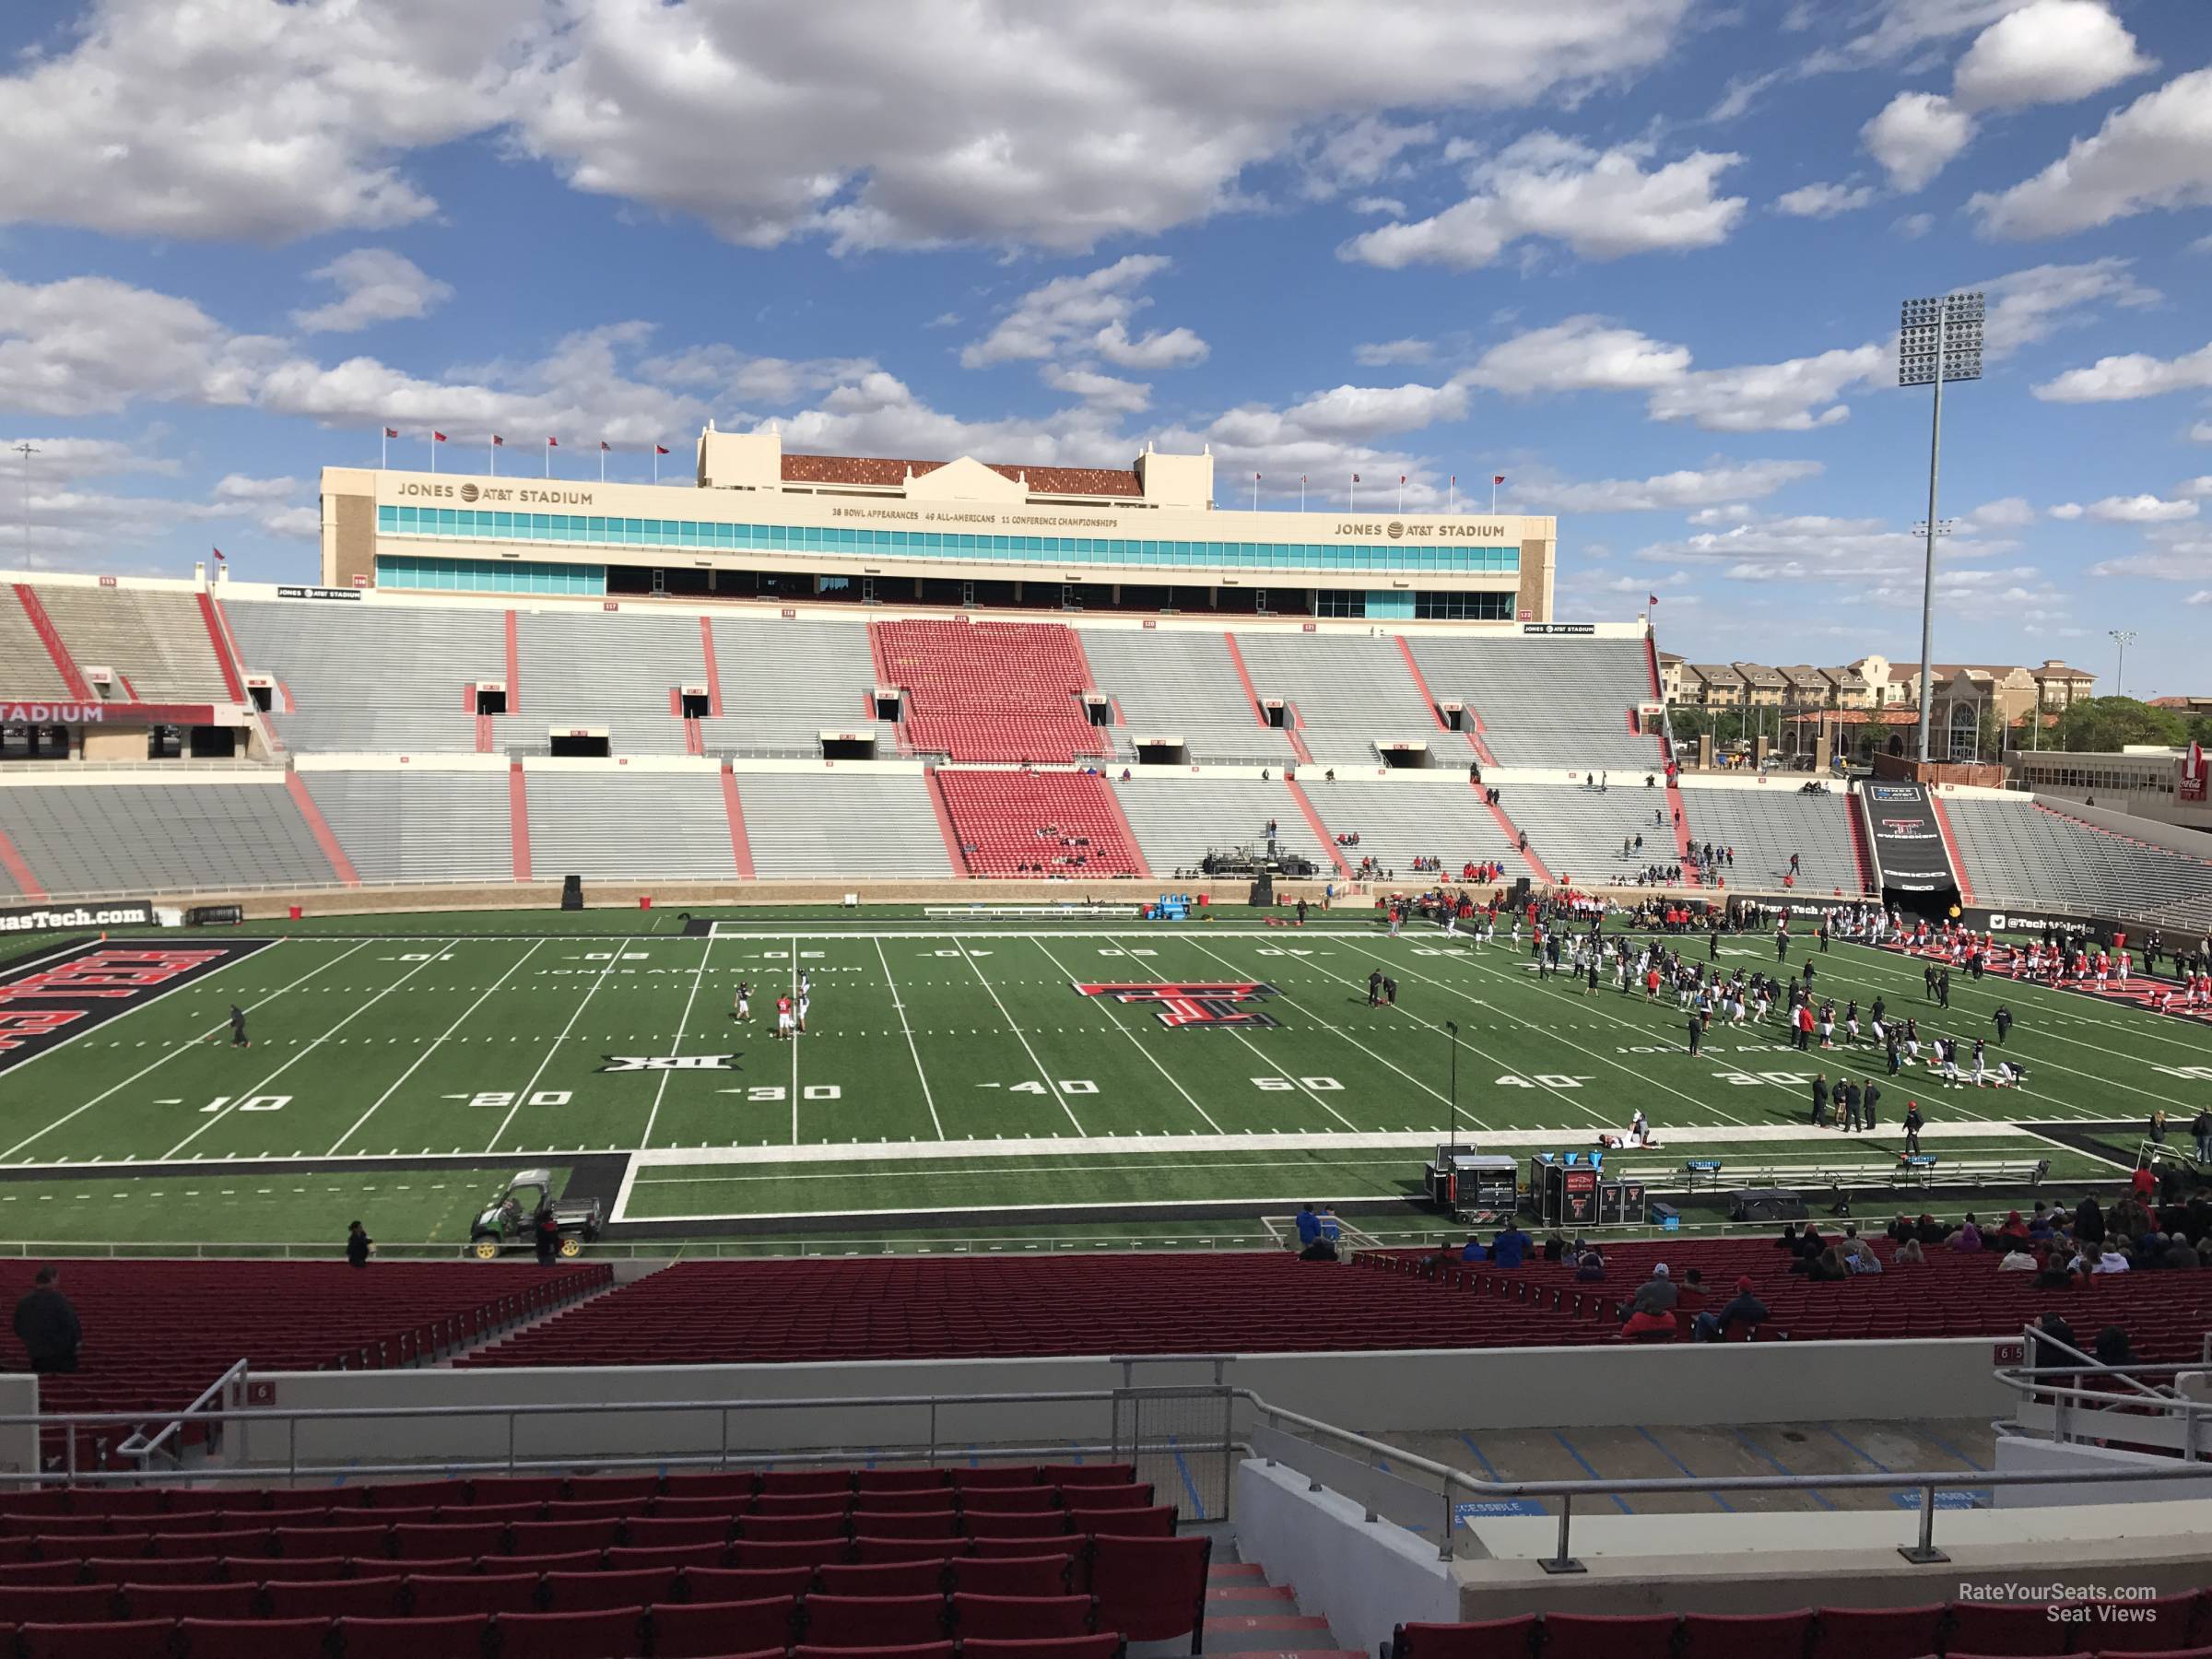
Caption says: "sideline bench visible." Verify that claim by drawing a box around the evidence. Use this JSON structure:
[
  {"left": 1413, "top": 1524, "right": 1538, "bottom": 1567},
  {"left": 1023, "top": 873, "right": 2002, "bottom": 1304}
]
[{"left": 1649, "top": 1157, "right": 2052, "bottom": 1194}]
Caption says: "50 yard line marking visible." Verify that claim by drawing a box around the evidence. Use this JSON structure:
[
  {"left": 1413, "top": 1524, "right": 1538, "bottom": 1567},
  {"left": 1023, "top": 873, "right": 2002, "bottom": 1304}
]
[
  {"left": 0, "top": 940, "right": 367, "bottom": 1163},
  {"left": 325, "top": 940, "right": 546, "bottom": 1156},
  {"left": 641, "top": 931, "right": 714, "bottom": 1151},
  {"left": 790, "top": 934, "right": 800, "bottom": 1145},
  {"left": 165, "top": 946, "right": 458, "bottom": 1159},
  {"left": 875, "top": 937, "right": 944, "bottom": 1140}
]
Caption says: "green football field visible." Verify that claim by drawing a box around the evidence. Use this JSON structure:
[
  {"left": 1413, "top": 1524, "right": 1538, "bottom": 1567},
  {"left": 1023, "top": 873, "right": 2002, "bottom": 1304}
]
[{"left": 0, "top": 909, "right": 2203, "bottom": 1248}]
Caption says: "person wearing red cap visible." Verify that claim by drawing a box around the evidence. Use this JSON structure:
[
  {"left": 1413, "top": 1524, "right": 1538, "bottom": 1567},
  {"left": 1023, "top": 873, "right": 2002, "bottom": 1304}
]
[{"left": 1694, "top": 1276, "right": 1771, "bottom": 1342}]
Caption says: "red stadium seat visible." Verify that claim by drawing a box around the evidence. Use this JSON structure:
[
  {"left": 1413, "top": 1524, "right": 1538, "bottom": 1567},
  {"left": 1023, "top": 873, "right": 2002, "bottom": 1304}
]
[
  {"left": 961, "top": 1488, "right": 1059, "bottom": 1512},
  {"left": 263, "top": 1576, "right": 405, "bottom": 1619},
  {"left": 848, "top": 1491, "right": 959, "bottom": 1516},
  {"left": 969, "top": 1536, "right": 1080, "bottom": 1561},
  {"left": 1088, "top": 1535, "right": 1210, "bottom": 1647},
  {"left": 951, "top": 1468, "right": 1043, "bottom": 1490},
  {"left": 1539, "top": 1613, "right": 1681, "bottom": 1659},
  {"left": 623, "top": 1515, "right": 736, "bottom": 1548},
  {"left": 850, "top": 1512, "right": 959, "bottom": 1541},
  {"left": 754, "top": 1493, "right": 856, "bottom": 1518},
  {"left": 1391, "top": 1617, "right": 1539, "bottom": 1659},
  {"left": 1677, "top": 1608, "right": 1815, "bottom": 1658},
  {"left": 541, "top": 1566, "right": 683, "bottom": 1610},
  {"left": 1041, "top": 1467, "right": 1135, "bottom": 1488},
  {"left": 496, "top": 1606, "right": 646, "bottom": 1659},
  {"left": 0, "top": 1586, "right": 118, "bottom": 1624},
  {"left": 390, "top": 1522, "right": 506, "bottom": 1561},
  {"left": 951, "top": 1593, "right": 1096, "bottom": 1639},
  {"left": 685, "top": 1564, "right": 819, "bottom": 1601},
  {"left": 369, "top": 1483, "right": 475, "bottom": 1511},
  {"left": 0, "top": 1563, "right": 81, "bottom": 1587},
  {"left": 744, "top": 1512, "right": 853, "bottom": 1543},
  {"left": 794, "top": 1645, "right": 957, "bottom": 1659},
  {"left": 402, "top": 1571, "right": 541, "bottom": 1616},
  {"left": 467, "top": 1477, "right": 566, "bottom": 1507},
  {"left": 606, "top": 1543, "right": 728, "bottom": 1573},
  {"left": 509, "top": 1518, "right": 621, "bottom": 1555},
  {"left": 1810, "top": 1604, "right": 1948, "bottom": 1657},
  {"left": 121, "top": 1581, "right": 261, "bottom": 1619},
  {"left": 21, "top": 1619, "right": 175, "bottom": 1659},
  {"left": 1067, "top": 1506, "right": 1174, "bottom": 1538},
  {"left": 948, "top": 1556, "right": 1076, "bottom": 1597},
  {"left": 177, "top": 1616, "right": 336, "bottom": 1658},
  {"left": 818, "top": 1560, "right": 953, "bottom": 1596},
  {"left": 804, "top": 1593, "right": 951, "bottom": 1647},
  {"left": 276, "top": 1524, "right": 386, "bottom": 1558},
  {"left": 855, "top": 1471, "right": 951, "bottom": 1494},
  {"left": 331, "top": 1614, "right": 494, "bottom": 1659},
  {"left": 87, "top": 1554, "right": 220, "bottom": 1583},
  {"left": 648, "top": 1595, "right": 800, "bottom": 1659},
  {"left": 853, "top": 1536, "right": 974, "bottom": 1566},
  {"left": 561, "top": 1477, "right": 661, "bottom": 1505},
  {"left": 502, "top": 1550, "right": 607, "bottom": 1576},
  {"left": 961, "top": 1639, "right": 1124, "bottom": 1659},
  {"left": 760, "top": 1472, "right": 855, "bottom": 1499},
  {"left": 656, "top": 1473, "right": 760, "bottom": 1501},
  {"left": 960, "top": 1512, "right": 1068, "bottom": 1540},
  {"left": 1053, "top": 1485, "right": 1149, "bottom": 1511},
  {"left": 2064, "top": 1593, "right": 2205, "bottom": 1650},
  {"left": 736, "top": 1537, "right": 852, "bottom": 1571},
  {"left": 1944, "top": 1601, "right": 2074, "bottom": 1654}
]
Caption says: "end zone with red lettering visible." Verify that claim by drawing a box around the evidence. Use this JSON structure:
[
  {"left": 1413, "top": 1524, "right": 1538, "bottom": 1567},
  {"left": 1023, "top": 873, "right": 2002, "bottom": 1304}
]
[{"left": 0, "top": 939, "right": 276, "bottom": 1073}]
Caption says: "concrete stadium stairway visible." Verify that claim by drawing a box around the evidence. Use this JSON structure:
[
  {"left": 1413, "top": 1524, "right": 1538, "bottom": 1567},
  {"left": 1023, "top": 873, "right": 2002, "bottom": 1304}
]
[{"left": 1162, "top": 1549, "right": 1359, "bottom": 1659}]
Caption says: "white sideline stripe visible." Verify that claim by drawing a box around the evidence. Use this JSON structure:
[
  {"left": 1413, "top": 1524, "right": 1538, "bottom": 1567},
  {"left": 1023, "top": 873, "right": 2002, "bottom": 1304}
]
[
  {"left": 631, "top": 1194, "right": 1412, "bottom": 1224},
  {"left": 624, "top": 1118, "right": 2041, "bottom": 1170}
]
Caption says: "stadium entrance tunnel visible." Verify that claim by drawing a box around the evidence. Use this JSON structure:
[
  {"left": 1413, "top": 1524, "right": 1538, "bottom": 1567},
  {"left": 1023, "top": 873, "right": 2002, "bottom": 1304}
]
[
  {"left": 1885, "top": 882, "right": 1961, "bottom": 921},
  {"left": 1380, "top": 742, "right": 1433, "bottom": 769},
  {"left": 187, "top": 724, "right": 241, "bottom": 759},
  {"left": 1135, "top": 740, "right": 1188, "bottom": 766},
  {"left": 821, "top": 734, "right": 877, "bottom": 760},
  {"left": 476, "top": 685, "right": 507, "bottom": 716},
  {"left": 550, "top": 730, "right": 610, "bottom": 758}
]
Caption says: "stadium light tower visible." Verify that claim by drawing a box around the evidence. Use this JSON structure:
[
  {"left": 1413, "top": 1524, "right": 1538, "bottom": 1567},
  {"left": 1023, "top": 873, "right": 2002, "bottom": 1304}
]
[
  {"left": 2109, "top": 629, "right": 2136, "bottom": 700},
  {"left": 12, "top": 442, "right": 35, "bottom": 551},
  {"left": 1445, "top": 1019, "right": 1460, "bottom": 1154},
  {"left": 1899, "top": 291, "right": 1983, "bottom": 765}
]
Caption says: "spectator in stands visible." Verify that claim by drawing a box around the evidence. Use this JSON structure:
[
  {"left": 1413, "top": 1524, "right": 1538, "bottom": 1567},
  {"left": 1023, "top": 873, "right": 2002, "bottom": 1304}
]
[
  {"left": 1677, "top": 1266, "right": 1710, "bottom": 1311},
  {"left": 2030, "top": 1312, "right": 2078, "bottom": 1380},
  {"left": 1896, "top": 1237, "right": 1927, "bottom": 1265},
  {"left": 1541, "top": 1230, "right": 1569, "bottom": 1263},
  {"left": 1573, "top": 1241, "right": 1606, "bottom": 1281},
  {"left": 1884, "top": 1213, "right": 1917, "bottom": 1244},
  {"left": 1459, "top": 1234, "right": 1488, "bottom": 1264},
  {"left": 1694, "top": 1277, "right": 1771, "bottom": 1341},
  {"left": 2162, "top": 1231, "right": 2201, "bottom": 1270},
  {"left": 2074, "top": 1195, "right": 2108, "bottom": 1248},
  {"left": 2092, "top": 1324, "right": 2140, "bottom": 1371},
  {"left": 1950, "top": 1214, "right": 1983, "bottom": 1253},
  {"left": 1294, "top": 1206, "right": 1322, "bottom": 1251},
  {"left": 1491, "top": 1221, "right": 1530, "bottom": 1268},
  {"left": 2092, "top": 1241, "right": 2131, "bottom": 1275},
  {"left": 1914, "top": 1212, "right": 1949, "bottom": 1246},
  {"left": 1298, "top": 1233, "right": 1339, "bottom": 1263},
  {"left": 1627, "top": 1263, "right": 1678, "bottom": 1319},
  {"left": 346, "top": 1220, "right": 372, "bottom": 1269},
  {"left": 1320, "top": 1207, "right": 1342, "bottom": 1245},
  {"left": 1998, "top": 1240, "right": 2037, "bottom": 1271},
  {"left": 1994, "top": 1210, "right": 2030, "bottom": 1245},
  {"left": 1806, "top": 1246, "right": 1850, "bottom": 1281},
  {"left": 2028, "top": 1202, "right": 2055, "bottom": 1241},
  {"left": 2194, "top": 1108, "right": 2212, "bottom": 1166},
  {"left": 12, "top": 1267, "right": 80, "bottom": 1373}
]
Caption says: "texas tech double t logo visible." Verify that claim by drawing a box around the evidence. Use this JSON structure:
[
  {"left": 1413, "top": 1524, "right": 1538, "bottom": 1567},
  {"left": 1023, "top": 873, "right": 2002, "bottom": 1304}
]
[{"left": 1075, "top": 982, "right": 1282, "bottom": 1030}]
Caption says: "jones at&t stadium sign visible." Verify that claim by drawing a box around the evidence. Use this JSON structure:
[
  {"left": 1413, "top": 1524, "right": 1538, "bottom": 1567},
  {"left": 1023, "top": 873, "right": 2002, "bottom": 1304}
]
[
  {"left": 3, "top": 704, "right": 105, "bottom": 724},
  {"left": 394, "top": 482, "right": 595, "bottom": 507}
]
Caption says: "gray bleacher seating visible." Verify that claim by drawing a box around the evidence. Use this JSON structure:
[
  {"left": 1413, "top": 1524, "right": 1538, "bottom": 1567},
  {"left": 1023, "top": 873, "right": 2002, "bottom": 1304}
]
[
  {"left": 0, "top": 593, "right": 70, "bottom": 699},
  {"left": 1495, "top": 781, "right": 1684, "bottom": 886},
  {"left": 1, "top": 781, "right": 336, "bottom": 897},
  {"left": 1407, "top": 635, "right": 1662, "bottom": 772},
  {"left": 1230, "top": 632, "right": 1443, "bottom": 766},
  {"left": 1943, "top": 796, "right": 2212, "bottom": 924},
  {"left": 512, "top": 609, "right": 697, "bottom": 756},
  {"left": 1112, "top": 776, "right": 1323, "bottom": 877},
  {"left": 738, "top": 772, "right": 954, "bottom": 878},
  {"left": 300, "top": 769, "right": 512, "bottom": 884},
  {"left": 0, "top": 851, "right": 18, "bottom": 898},
  {"left": 1295, "top": 777, "right": 1525, "bottom": 878},
  {"left": 229, "top": 599, "right": 499, "bottom": 753},
  {"left": 34, "top": 585, "right": 231, "bottom": 701},
  {"left": 700, "top": 616, "right": 888, "bottom": 754},
  {"left": 1077, "top": 629, "right": 1295, "bottom": 763},
  {"left": 524, "top": 770, "right": 738, "bottom": 881},
  {"left": 1677, "top": 785, "right": 1867, "bottom": 894}
]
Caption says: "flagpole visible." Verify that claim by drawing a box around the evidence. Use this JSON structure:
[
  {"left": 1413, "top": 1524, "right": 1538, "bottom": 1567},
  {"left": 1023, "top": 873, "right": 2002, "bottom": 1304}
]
[
  {"left": 1300, "top": 477, "right": 1306, "bottom": 512},
  {"left": 546, "top": 440, "right": 552, "bottom": 479},
  {"left": 1449, "top": 475, "right": 1456, "bottom": 514},
  {"left": 653, "top": 446, "right": 661, "bottom": 485},
  {"left": 429, "top": 436, "right": 437, "bottom": 476},
  {"left": 380, "top": 428, "right": 387, "bottom": 470},
  {"left": 1490, "top": 477, "right": 1498, "bottom": 513},
  {"left": 600, "top": 445, "right": 606, "bottom": 484},
  {"left": 1251, "top": 473, "right": 1259, "bottom": 511},
  {"left": 489, "top": 440, "right": 497, "bottom": 477},
  {"left": 1397, "top": 476, "right": 1405, "bottom": 513},
  {"left": 1349, "top": 475, "right": 1357, "bottom": 512}
]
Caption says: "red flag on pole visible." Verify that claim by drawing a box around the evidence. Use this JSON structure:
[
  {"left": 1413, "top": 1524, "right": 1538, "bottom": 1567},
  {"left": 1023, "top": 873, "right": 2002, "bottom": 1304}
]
[
  {"left": 492, "top": 434, "right": 503, "bottom": 447},
  {"left": 210, "top": 547, "right": 225, "bottom": 562},
  {"left": 654, "top": 445, "right": 670, "bottom": 456},
  {"left": 1492, "top": 475, "right": 1505, "bottom": 486},
  {"left": 1648, "top": 594, "right": 1661, "bottom": 606},
  {"left": 599, "top": 441, "right": 610, "bottom": 452},
  {"left": 432, "top": 431, "right": 446, "bottom": 443},
  {"left": 1352, "top": 473, "right": 1360, "bottom": 483},
  {"left": 547, "top": 436, "right": 559, "bottom": 447},
  {"left": 382, "top": 427, "right": 398, "bottom": 439}
]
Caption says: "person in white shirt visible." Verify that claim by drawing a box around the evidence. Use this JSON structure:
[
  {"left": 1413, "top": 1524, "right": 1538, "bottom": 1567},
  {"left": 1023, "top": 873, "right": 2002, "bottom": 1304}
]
[
  {"left": 2093, "top": 1245, "right": 2130, "bottom": 1275},
  {"left": 1997, "top": 1246, "right": 2037, "bottom": 1271}
]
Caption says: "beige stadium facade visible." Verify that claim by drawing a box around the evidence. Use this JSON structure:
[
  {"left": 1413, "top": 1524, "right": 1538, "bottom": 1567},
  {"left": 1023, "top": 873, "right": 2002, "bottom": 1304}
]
[{"left": 321, "top": 429, "right": 1558, "bottom": 626}]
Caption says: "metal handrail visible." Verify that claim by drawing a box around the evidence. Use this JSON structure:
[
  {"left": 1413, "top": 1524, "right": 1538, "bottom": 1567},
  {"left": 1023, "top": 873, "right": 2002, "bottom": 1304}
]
[{"left": 113, "top": 1358, "right": 250, "bottom": 1465}]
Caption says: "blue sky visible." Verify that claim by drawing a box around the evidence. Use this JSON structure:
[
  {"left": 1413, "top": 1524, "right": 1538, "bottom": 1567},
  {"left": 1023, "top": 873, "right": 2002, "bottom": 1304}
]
[{"left": 2, "top": 0, "right": 2209, "bottom": 691}]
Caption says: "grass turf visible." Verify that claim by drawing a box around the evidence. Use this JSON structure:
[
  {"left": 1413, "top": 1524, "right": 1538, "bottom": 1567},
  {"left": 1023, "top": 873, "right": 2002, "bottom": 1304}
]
[{"left": 0, "top": 913, "right": 2195, "bottom": 1244}]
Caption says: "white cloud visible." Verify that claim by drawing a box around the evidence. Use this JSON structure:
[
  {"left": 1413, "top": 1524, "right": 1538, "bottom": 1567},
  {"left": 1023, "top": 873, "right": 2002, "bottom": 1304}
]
[
  {"left": 1039, "top": 364, "right": 1150, "bottom": 414},
  {"left": 2033, "top": 341, "right": 2212, "bottom": 403},
  {"left": 1775, "top": 182, "right": 1876, "bottom": 218},
  {"left": 1949, "top": 0, "right": 2151, "bottom": 110},
  {"left": 210, "top": 474, "right": 301, "bottom": 502},
  {"left": 1814, "top": 0, "right": 2041, "bottom": 69},
  {"left": 1968, "top": 496, "right": 2036, "bottom": 526},
  {"left": 1543, "top": 459, "right": 1823, "bottom": 513},
  {"left": 1350, "top": 195, "right": 1407, "bottom": 217},
  {"left": 1353, "top": 338, "right": 1434, "bottom": 367},
  {"left": 1645, "top": 344, "right": 1888, "bottom": 432},
  {"left": 2048, "top": 501, "right": 2084, "bottom": 519},
  {"left": 1891, "top": 212, "right": 1936, "bottom": 238},
  {"left": 1973, "top": 256, "right": 2158, "bottom": 358},
  {"left": 0, "top": 274, "right": 281, "bottom": 417},
  {"left": 2081, "top": 494, "right": 2199, "bottom": 524},
  {"left": 1863, "top": 92, "right": 1976, "bottom": 192},
  {"left": 2194, "top": 422, "right": 2212, "bottom": 444},
  {"left": 2088, "top": 526, "right": 2212, "bottom": 582},
  {"left": 2190, "top": 591, "right": 2212, "bottom": 606},
  {"left": 1340, "top": 132, "right": 1746, "bottom": 270},
  {"left": 291, "top": 250, "right": 454, "bottom": 334},
  {"left": 961, "top": 258, "right": 1206, "bottom": 371},
  {"left": 1299, "top": 117, "right": 1435, "bottom": 199},
  {"left": 1971, "top": 67, "right": 2212, "bottom": 238},
  {"left": 1459, "top": 316, "right": 1691, "bottom": 394},
  {"left": 0, "top": 0, "right": 530, "bottom": 241},
  {"left": 2177, "top": 477, "right": 2212, "bottom": 500},
  {"left": 637, "top": 345, "right": 879, "bottom": 405}
]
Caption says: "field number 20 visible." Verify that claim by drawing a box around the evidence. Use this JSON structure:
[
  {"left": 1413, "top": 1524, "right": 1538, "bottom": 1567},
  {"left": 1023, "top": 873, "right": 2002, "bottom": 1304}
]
[{"left": 465, "top": 1090, "right": 574, "bottom": 1109}]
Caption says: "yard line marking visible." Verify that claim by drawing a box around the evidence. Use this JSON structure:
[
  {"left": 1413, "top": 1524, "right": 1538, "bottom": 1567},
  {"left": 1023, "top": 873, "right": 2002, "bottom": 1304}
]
[
  {"left": 1179, "top": 935, "right": 1459, "bottom": 1125},
  {"left": 164, "top": 947, "right": 455, "bottom": 1159},
  {"left": 636, "top": 1154, "right": 1423, "bottom": 1185},
  {"left": 790, "top": 934, "right": 801, "bottom": 1145},
  {"left": 875, "top": 938, "right": 945, "bottom": 1140},
  {"left": 0, "top": 941, "right": 371, "bottom": 1164},
  {"left": 324, "top": 941, "right": 546, "bottom": 1156},
  {"left": 487, "top": 931, "right": 648, "bottom": 1153},
  {"left": 958, "top": 945, "right": 1084, "bottom": 1135},
  {"left": 1029, "top": 938, "right": 1222, "bottom": 1134},
  {"left": 641, "top": 931, "right": 715, "bottom": 1152},
  {"left": 1348, "top": 936, "right": 1754, "bottom": 1130}
]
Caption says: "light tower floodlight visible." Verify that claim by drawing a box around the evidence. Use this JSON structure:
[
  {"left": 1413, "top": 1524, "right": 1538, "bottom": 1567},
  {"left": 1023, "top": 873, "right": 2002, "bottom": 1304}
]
[
  {"left": 2109, "top": 629, "right": 2137, "bottom": 701},
  {"left": 1899, "top": 290, "right": 1983, "bottom": 766}
]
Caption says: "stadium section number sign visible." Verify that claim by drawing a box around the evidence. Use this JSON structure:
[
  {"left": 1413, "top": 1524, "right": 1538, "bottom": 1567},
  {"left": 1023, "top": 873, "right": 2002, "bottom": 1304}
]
[
  {"left": 1075, "top": 982, "right": 1281, "bottom": 1030},
  {"left": 0, "top": 939, "right": 274, "bottom": 1072}
]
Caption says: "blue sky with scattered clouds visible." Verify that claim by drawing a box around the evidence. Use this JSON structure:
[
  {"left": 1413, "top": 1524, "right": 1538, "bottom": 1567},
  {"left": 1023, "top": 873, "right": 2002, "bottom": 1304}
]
[{"left": 3, "top": 0, "right": 2209, "bottom": 690}]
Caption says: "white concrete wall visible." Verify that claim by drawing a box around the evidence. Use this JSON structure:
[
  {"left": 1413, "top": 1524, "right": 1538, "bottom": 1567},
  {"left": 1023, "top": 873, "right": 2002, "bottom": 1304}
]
[
  {"left": 1236, "top": 1458, "right": 1457, "bottom": 1657},
  {"left": 1994, "top": 1435, "right": 2212, "bottom": 1508}
]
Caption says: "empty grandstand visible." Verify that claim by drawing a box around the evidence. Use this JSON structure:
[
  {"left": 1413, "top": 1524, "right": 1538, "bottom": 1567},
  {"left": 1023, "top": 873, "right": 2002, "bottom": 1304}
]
[
  {"left": 228, "top": 596, "right": 501, "bottom": 754},
  {"left": 299, "top": 764, "right": 514, "bottom": 885},
  {"left": 0, "top": 778, "right": 338, "bottom": 897},
  {"left": 1677, "top": 782, "right": 1870, "bottom": 894},
  {"left": 877, "top": 619, "right": 1107, "bottom": 765},
  {"left": 738, "top": 770, "right": 954, "bottom": 879},
  {"left": 1406, "top": 633, "right": 1663, "bottom": 772},
  {"left": 700, "top": 614, "right": 887, "bottom": 756},
  {"left": 1229, "top": 631, "right": 1442, "bottom": 767},
  {"left": 1296, "top": 778, "right": 1523, "bottom": 880},
  {"left": 1112, "top": 775, "right": 1322, "bottom": 876},
  {"left": 524, "top": 767, "right": 740, "bottom": 881},
  {"left": 33, "top": 584, "right": 234, "bottom": 703},
  {"left": 1077, "top": 629, "right": 1295, "bottom": 765},
  {"left": 1943, "top": 794, "right": 2212, "bottom": 926}
]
